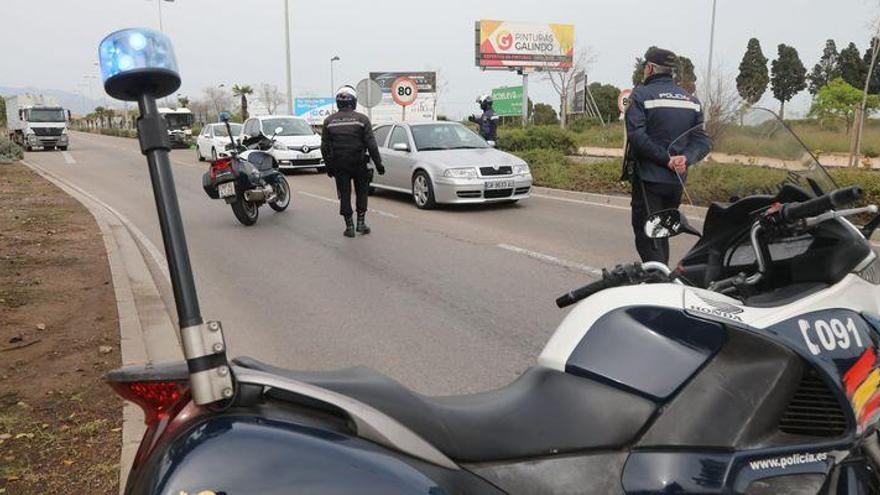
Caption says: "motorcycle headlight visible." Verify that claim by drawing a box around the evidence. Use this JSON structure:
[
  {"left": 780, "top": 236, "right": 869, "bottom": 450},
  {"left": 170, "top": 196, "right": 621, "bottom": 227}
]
[
  {"left": 443, "top": 167, "right": 477, "bottom": 179},
  {"left": 512, "top": 163, "right": 530, "bottom": 175},
  {"left": 272, "top": 141, "right": 286, "bottom": 150}
]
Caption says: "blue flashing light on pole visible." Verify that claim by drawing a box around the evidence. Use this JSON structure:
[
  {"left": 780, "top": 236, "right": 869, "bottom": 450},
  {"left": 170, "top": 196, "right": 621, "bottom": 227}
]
[{"left": 98, "top": 27, "right": 180, "bottom": 101}]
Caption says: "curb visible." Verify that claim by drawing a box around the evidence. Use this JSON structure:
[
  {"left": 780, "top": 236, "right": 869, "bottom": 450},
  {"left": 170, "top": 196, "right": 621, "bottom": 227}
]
[{"left": 20, "top": 160, "right": 182, "bottom": 494}]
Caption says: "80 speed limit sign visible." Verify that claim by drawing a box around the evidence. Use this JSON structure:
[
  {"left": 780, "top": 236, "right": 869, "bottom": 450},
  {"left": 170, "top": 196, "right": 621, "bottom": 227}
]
[{"left": 391, "top": 77, "right": 419, "bottom": 107}]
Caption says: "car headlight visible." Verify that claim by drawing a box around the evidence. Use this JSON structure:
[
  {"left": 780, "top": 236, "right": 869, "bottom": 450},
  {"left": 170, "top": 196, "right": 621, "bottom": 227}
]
[
  {"left": 272, "top": 141, "right": 286, "bottom": 150},
  {"left": 25, "top": 129, "right": 35, "bottom": 136},
  {"left": 443, "top": 167, "right": 477, "bottom": 179},
  {"left": 513, "top": 163, "right": 530, "bottom": 175}
]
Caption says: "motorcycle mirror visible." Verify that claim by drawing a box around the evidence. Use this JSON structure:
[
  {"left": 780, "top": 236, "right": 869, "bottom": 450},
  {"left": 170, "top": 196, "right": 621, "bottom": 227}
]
[{"left": 644, "top": 209, "right": 701, "bottom": 239}]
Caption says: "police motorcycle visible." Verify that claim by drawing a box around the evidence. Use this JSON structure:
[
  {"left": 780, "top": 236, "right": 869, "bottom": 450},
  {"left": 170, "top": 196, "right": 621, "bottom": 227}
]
[
  {"left": 200, "top": 112, "right": 291, "bottom": 226},
  {"left": 100, "top": 29, "right": 880, "bottom": 494}
]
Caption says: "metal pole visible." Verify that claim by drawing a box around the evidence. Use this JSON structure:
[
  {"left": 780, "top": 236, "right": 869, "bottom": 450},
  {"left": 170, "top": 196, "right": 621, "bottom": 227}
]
[
  {"left": 330, "top": 60, "right": 335, "bottom": 97},
  {"left": 283, "top": 0, "right": 293, "bottom": 114},
  {"left": 157, "top": 0, "right": 164, "bottom": 32},
  {"left": 706, "top": 0, "right": 718, "bottom": 92},
  {"left": 522, "top": 72, "right": 529, "bottom": 127},
  {"left": 136, "top": 94, "right": 202, "bottom": 328}
]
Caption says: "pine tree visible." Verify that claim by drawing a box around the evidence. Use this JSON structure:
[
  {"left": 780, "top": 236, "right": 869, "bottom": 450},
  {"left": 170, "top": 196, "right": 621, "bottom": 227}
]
[
  {"left": 808, "top": 39, "right": 840, "bottom": 94},
  {"left": 736, "top": 38, "right": 769, "bottom": 105},
  {"left": 838, "top": 42, "right": 866, "bottom": 89},
  {"left": 770, "top": 44, "right": 807, "bottom": 119}
]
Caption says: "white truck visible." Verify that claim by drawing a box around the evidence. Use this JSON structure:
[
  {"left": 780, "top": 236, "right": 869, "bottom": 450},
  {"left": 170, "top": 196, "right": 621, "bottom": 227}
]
[
  {"left": 5, "top": 94, "right": 70, "bottom": 151},
  {"left": 158, "top": 107, "right": 194, "bottom": 148}
]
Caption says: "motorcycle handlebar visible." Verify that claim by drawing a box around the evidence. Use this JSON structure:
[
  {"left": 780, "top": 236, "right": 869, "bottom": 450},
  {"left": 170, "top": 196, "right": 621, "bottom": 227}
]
[
  {"left": 783, "top": 186, "right": 863, "bottom": 223},
  {"left": 555, "top": 278, "right": 609, "bottom": 308}
]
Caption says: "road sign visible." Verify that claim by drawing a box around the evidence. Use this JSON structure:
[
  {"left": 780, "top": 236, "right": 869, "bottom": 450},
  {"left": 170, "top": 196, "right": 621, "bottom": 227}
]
[
  {"left": 391, "top": 77, "right": 419, "bottom": 107},
  {"left": 491, "top": 86, "right": 523, "bottom": 117},
  {"left": 618, "top": 88, "right": 633, "bottom": 113},
  {"left": 356, "top": 78, "right": 382, "bottom": 108}
]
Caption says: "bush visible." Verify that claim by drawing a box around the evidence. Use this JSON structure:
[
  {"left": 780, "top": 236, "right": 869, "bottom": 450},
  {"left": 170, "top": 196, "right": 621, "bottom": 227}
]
[
  {"left": 0, "top": 135, "right": 23, "bottom": 163},
  {"left": 497, "top": 126, "right": 577, "bottom": 154}
]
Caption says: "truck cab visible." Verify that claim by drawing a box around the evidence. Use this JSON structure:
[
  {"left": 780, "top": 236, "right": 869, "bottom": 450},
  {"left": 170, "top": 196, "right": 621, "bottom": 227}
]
[
  {"left": 5, "top": 94, "right": 70, "bottom": 151},
  {"left": 158, "top": 107, "right": 194, "bottom": 148}
]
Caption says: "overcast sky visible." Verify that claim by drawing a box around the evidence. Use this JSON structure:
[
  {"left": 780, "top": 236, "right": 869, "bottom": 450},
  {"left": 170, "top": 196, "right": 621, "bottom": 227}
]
[{"left": 3, "top": 0, "right": 878, "bottom": 118}]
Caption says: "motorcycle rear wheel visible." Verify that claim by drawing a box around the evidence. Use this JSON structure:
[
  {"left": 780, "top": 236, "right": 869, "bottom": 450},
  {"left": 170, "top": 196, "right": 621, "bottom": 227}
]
[
  {"left": 231, "top": 199, "right": 259, "bottom": 226},
  {"left": 269, "top": 177, "right": 291, "bottom": 212}
]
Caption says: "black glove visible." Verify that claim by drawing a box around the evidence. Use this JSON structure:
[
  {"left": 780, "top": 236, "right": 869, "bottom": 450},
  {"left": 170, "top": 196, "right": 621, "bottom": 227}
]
[
  {"left": 467, "top": 115, "right": 477, "bottom": 123},
  {"left": 375, "top": 163, "right": 386, "bottom": 175}
]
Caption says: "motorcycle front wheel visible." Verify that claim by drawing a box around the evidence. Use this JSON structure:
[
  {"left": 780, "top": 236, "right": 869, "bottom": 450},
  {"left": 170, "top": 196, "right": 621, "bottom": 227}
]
[
  {"left": 269, "top": 177, "right": 291, "bottom": 212},
  {"left": 231, "top": 198, "right": 259, "bottom": 226}
]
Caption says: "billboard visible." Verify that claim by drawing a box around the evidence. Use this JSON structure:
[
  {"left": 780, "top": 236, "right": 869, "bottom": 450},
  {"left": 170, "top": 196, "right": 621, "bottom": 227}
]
[
  {"left": 364, "top": 71, "right": 437, "bottom": 124},
  {"left": 491, "top": 86, "right": 523, "bottom": 116},
  {"left": 570, "top": 71, "right": 587, "bottom": 114},
  {"left": 294, "top": 97, "right": 335, "bottom": 125},
  {"left": 475, "top": 20, "right": 574, "bottom": 70}
]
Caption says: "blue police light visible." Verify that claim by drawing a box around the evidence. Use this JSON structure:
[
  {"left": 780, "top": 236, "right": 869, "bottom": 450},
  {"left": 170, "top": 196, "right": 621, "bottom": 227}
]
[{"left": 98, "top": 28, "right": 181, "bottom": 101}]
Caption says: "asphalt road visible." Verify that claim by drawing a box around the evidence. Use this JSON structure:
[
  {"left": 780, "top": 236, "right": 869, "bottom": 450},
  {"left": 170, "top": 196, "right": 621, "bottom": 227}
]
[{"left": 25, "top": 132, "right": 692, "bottom": 395}]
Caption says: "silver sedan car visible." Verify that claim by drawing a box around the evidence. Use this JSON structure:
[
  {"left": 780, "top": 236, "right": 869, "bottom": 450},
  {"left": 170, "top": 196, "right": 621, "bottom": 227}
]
[{"left": 370, "top": 122, "right": 532, "bottom": 209}]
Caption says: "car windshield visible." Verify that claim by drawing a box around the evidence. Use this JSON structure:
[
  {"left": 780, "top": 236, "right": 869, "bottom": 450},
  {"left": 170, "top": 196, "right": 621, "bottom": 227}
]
[
  {"left": 213, "top": 124, "right": 241, "bottom": 137},
  {"left": 27, "top": 108, "right": 66, "bottom": 122},
  {"left": 668, "top": 106, "right": 836, "bottom": 203},
  {"left": 263, "top": 118, "right": 314, "bottom": 136},
  {"left": 164, "top": 113, "right": 194, "bottom": 129},
  {"left": 411, "top": 124, "right": 489, "bottom": 151}
]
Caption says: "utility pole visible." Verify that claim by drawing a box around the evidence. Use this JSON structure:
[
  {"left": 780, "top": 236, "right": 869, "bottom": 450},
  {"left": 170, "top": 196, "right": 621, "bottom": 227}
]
[
  {"left": 706, "top": 0, "right": 718, "bottom": 118},
  {"left": 853, "top": 35, "right": 880, "bottom": 167},
  {"left": 283, "top": 0, "right": 293, "bottom": 114},
  {"left": 330, "top": 56, "right": 340, "bottom": 96}
]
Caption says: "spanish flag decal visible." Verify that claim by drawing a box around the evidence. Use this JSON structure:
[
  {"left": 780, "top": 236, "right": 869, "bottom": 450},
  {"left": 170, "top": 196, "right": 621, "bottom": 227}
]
[{"left": 843, "top": 347, "right": 880, "bottom": 431}]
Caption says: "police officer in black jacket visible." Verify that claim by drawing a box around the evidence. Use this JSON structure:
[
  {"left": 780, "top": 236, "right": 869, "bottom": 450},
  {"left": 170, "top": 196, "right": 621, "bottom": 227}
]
[
  {"left": 321, "top": 86, "right": 385, "bottom": 238},
  {"left": 626, "top": 47, "right": 711, "bottom": 264},
  {"left": 469, "top": 95, "right": 499, "bottom": 141}
]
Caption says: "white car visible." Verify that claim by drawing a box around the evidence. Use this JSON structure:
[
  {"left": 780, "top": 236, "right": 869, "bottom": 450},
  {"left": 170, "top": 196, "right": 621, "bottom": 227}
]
[
  {"left": 240, "top": 115, "right": 323, "bottom": 171},
  {"left": 196, "top": 122, "right": 242, "bottom": 162}
]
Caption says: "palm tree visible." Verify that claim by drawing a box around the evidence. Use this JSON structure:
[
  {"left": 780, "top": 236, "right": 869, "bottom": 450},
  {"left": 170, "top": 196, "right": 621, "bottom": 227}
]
[
  {"left": 177, "top": 95, "right": 190, "bottom": 108},
  {"left": 93, "top": 106, "right": 107, "bottom": 128},
  {"left": 232, "top": 84, "right": 253, "bottom": 120}
]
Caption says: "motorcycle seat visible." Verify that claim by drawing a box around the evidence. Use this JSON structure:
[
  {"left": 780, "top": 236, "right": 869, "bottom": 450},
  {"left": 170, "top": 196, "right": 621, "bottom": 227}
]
[{"left": 233, "top": 357, "right": 656, "bottom": 463}]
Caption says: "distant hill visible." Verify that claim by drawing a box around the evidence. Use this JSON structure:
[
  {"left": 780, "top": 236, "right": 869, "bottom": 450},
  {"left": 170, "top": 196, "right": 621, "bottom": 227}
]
[{"left": 0, "top": 86, "right": 119, "bottom": 116}]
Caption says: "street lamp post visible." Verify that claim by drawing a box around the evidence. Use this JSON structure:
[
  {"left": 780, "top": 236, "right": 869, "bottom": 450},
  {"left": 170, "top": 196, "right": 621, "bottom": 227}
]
[
  {"left": 155, "top": 0, "right": 174, "bottom": 32},
  {"left": 330, "top": 56, "right": 340, "bottom": 96},
  {"left": 706, "top": 0, "right": 718, "bottom": 92},
  {"left": 283, "top": 0, "right": 293, "bottom": 114}
]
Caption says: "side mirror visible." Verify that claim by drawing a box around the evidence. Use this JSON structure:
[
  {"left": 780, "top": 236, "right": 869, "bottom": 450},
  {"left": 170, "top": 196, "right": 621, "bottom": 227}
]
[
  {"left": 274, "top": 126, "right": 283, "bottom": 136},
  {"left": 487, "top": 140, "right": 496, "bottom": 148},
  {"left": 392, "top": 142, "right": 410, "bottom": 152},
  {"left": 644, "top": 209, "right": 701, "bottom": 239},
  {"left": 219, "top": 111, "right": 230, "bottom": 123},
  {"left": 242, "top": 134, "right": 251, "bottom": 141}
]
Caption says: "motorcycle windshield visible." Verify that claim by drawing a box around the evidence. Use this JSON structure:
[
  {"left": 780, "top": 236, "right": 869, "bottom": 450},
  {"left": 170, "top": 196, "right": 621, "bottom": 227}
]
[{"left": 668, "top": 106, "right": 837, "bottom": 202}]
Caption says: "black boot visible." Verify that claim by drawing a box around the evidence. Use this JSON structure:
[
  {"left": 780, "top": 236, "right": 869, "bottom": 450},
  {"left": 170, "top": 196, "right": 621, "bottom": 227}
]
[
  {"left": 356, "top": 212, "right": 371, "bottom": 235},
  {"left": 343, "top": 216, "right": 355, "bottom": 238}
]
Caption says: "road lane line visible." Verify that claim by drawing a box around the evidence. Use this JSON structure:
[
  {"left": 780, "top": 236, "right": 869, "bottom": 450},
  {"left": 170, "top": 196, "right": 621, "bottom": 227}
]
[
  {"left": 496, "top": 243, "right": 602, "bottom": 275},
  {"left": 299, "top": 190, "right": 400, "bottom": 218},
  {"left": 531, "top": 192, "right": 704, "bottom": 224},
  {"left": 61, "top": 151, "right": 76, "bottom": 164},
  {"left": 22, "top": 160, "right": 171, "bottom": 283}
]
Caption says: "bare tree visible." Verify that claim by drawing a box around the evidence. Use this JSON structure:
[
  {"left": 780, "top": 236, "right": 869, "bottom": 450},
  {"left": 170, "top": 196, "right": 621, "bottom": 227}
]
[
  {"left": 257, "top": 83, "right": 284, "bottom": 115},
  {"left": 203, "top": 87, "right": 233, "bottom": 120},
  {"left": 542, "top": 46, "right": 596, "bottom": 129},
  {"left": 698, "top": 65, "right": 743, "bottom": 144}
]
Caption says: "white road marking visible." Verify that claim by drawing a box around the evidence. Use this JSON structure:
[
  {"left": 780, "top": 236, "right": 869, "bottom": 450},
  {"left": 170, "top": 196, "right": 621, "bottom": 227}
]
[
  {"left": 532, "top": 192, "right": 705, "bottom": 224},
  {"left": 299, "top": 190, "right": 400, "bottom": 218},
  {"left": 496, "top": 243, "right": 602, "bottom": 275},
  {"left": 61, "top": 151, "right": 76, "bottom": 164}
]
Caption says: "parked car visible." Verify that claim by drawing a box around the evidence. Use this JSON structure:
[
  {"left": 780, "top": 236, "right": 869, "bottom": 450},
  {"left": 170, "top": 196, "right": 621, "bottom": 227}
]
[
  {"left": 240, "top": 115, "right": 323, "bottom": 171},
  {"left": 196, "top": 122, "right": 242, "bottom": 162},
  {"left": 370, "top": 122, "right": 532, "bottom": 209}
]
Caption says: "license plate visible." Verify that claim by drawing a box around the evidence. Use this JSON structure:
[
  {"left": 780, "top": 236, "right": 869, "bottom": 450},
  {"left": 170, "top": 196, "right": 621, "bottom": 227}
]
[
  {"left": 485, "top": 180, "right": 514, "bottom": 190},
  {"left": 218, "top": 182, "right": 235, "bottom": 198}
]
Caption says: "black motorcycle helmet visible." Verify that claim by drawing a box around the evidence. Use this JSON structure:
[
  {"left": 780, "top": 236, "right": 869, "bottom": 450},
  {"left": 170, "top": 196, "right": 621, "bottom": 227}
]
[
  {"left": 336, "top": 85, "right": 358, "bottom": 110},
  {"left": 477, "top": 94, "right": 493, "bottom": 111}
]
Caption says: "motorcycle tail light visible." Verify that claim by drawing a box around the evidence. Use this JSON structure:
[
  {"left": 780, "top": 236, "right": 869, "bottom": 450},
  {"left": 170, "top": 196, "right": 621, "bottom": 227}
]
[
  {"left": 109, "top": 380, "right": 189, "bottom": 426},
  {"left": 210, "top": 158, "right": 232, "bottom": 179}
]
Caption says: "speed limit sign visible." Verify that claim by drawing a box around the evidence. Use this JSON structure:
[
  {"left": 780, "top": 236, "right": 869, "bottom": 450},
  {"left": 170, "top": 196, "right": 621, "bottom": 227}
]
[
  {"left": 391, "top": 77, "right": 419, "bottom": 107},
  {"left": 618, "top": 88, "right": 633, "bottom": 113}
]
